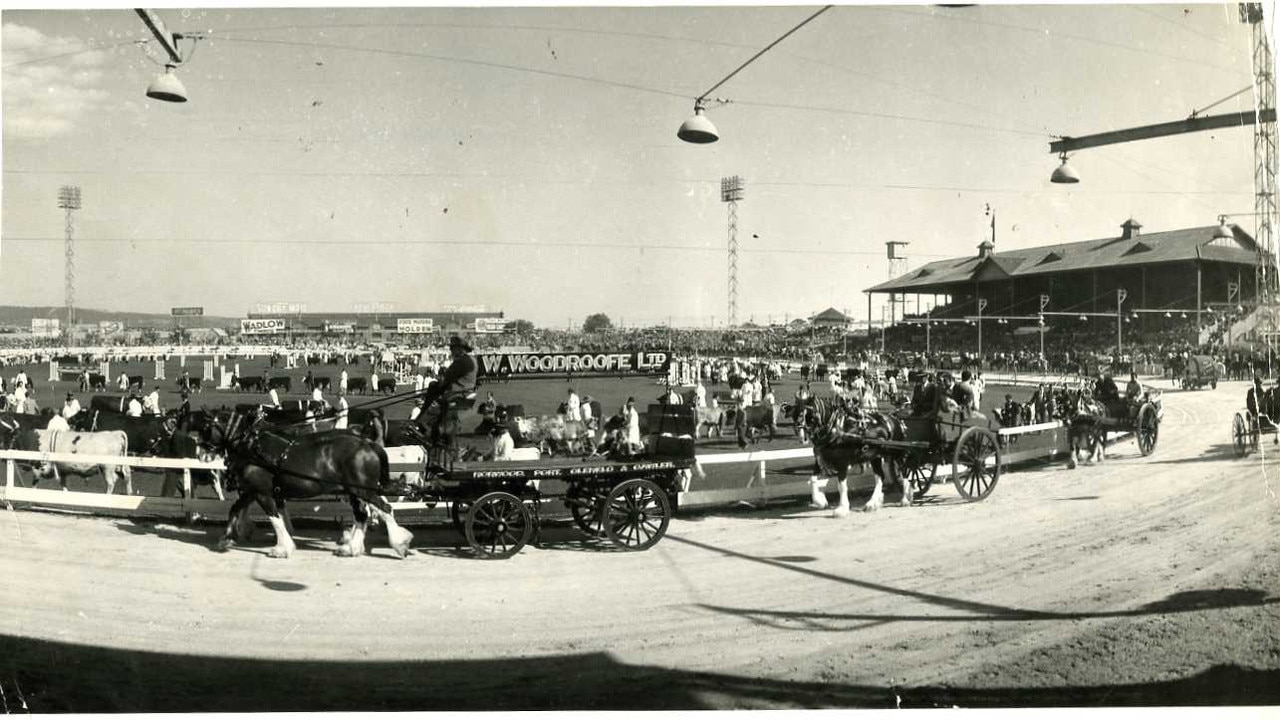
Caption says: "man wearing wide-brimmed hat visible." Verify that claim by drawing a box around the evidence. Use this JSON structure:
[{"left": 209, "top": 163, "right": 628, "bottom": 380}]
[{"left": 417, "top": 335, "right": 478, "bottom": 447}]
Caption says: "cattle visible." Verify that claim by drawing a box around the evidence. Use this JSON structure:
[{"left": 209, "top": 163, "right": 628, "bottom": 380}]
[
  {"left": 15, "top": 428, "right": 132, "bottom": 494},
  {"left": 731, "top": 403, "right": 777, "bottom": 446},
  {"left": 695, "top": 404, "right": 725, "bottom": 438},
  {"left": 0, "top": 412, "right": 46, "bottom": 444},
  {"left": 312, "top": 376, "right": 332, "bottom": 392},
  {"left": 266, "top": 376, "right": 292, "bottom": 392},
  {"left": 347, "top": 378, "right": 368, "bottom": 394},
  {"left": 176, "top": 376, "right": 204, "bottom": 393},
  {"left": 73, "top": 410, "right": 175, "bottom": 456},
  {"left": 377, "top": 378, "right": 397, "bottom": 395},
  {"left": 127, "top": 374, "right": 144, "bottom": 389},
  {"left": 158, "top": 429, "right": 225, "bottom": 500},
  {"left": 234, "top": 376, "right": 265, "bottom": 393},
  {"left": 84, "top": 373, "right": 107, "bottom": 392},
  {"left": 90, "top": 395, "right": 128, "bottom": 414}
]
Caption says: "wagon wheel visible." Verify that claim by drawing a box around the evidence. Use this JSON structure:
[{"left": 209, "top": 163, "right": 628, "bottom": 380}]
[
  {"left": 566, "top": 490, "right": 605, "bottom": 537},
  {"left": 449, "top": 500, "right": 471, "bottom": 536},
  {"left": 1136, "top": 403, "right": 1159, "bottom": 456},
  {"left": 464, "top": 491, "right": 532, "bottom": 559},
  {"left": 952, "top": 427, "right": 1000, "bottom": 502},
  {"left": 1232, "top": 412, "right": 1250, "bottom": 458},
  {"left": 895, "top": 452, "right": 937, "bottom": 498},
  {"left": 602, "top": 478, "right": 671, "bottom": 551}
]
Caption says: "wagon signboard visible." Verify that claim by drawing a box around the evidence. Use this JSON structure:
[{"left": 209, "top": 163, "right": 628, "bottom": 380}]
[{"left": 476, "top": 350, "right": 671, "bottom": 378}]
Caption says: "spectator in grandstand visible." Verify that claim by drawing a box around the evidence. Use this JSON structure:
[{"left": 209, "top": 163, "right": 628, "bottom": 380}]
[{"left": 62, "top": 393, "right": 81, "bottom": 420}]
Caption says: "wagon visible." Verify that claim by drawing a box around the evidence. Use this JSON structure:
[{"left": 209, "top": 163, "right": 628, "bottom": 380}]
[
  {"left": 1231, "top": 410, "right": 1278, "bottom": 457},
  {"left": 862, "top": 410, "right": 1002, "bottom": 503},
  {"left": 1072, "top": 394, "right": 1162, "bottom": 460},
  {"left": 414, "top": 403, "right": 696, "bottom": 559},
  {"left": 1180, "top": 354, "right": 1221, "bottom": 390}
]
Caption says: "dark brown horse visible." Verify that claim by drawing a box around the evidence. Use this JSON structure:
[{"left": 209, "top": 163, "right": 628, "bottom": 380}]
[
  {"left": 215, "top": 413, "right": 412, "bottom": 559},
  {"left": 803, "top": 397, "right": 904, "bottom": 516}
]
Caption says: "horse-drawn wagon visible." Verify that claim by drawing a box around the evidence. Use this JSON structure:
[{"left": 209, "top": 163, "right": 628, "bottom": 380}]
[
  {"left": 1231, "top": 409, "right": 1278, "bottom": 457},
  {"left": 1064, "top": 389, "right": 1161, "bottom": 467},
  {"left": 805, "top": 397, "right": 1003, "bottom": 513},
  {"left": 1180, "top": 354, "right": 1222, "bottom": 390}
]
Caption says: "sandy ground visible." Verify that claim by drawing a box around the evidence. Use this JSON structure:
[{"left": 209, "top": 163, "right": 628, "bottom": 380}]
[{"left": 0, "top": 380, "right": 1277, "bottom": 711}]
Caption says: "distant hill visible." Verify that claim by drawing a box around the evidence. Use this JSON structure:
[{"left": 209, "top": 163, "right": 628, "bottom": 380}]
[{"left": 0, "top": 306, "right": 239, "bottom": 329}]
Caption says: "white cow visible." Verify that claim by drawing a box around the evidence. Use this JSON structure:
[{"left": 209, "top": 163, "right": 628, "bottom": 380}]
[{"left": 25, "top": 429, "right": 133, "bottom": 494}]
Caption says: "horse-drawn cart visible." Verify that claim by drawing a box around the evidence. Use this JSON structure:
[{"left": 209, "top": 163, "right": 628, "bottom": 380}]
[
  {"left": 873, "top": 412, "right": 1003, "bottom": 502},
  {"left": 1231, "top": 410, "right": 1278, "bottom": 457},
  {"left": 1180, "top": 354, "right": 1222, "bottom": 390},
  {"left": 419, "top": 455, "right": 691, "bottom": 559}
]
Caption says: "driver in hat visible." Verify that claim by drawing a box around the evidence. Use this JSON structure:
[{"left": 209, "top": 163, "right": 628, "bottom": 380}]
[{"left": 416, "top": 335, "right": 478, "bottom": 445}]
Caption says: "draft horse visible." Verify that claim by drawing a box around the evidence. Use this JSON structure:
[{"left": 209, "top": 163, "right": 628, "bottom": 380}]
[
  {"left": 803, "top": 397, "right": 908, "bottom": 516},
  {"left": 1065, "top": 388, "right": 1107, "bottom": 469},
  {"left": 216, "top": 412, "right": 413, "bottom": 559}
]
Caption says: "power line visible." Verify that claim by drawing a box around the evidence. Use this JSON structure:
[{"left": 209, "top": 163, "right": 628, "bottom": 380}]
[
  {"left": 0, "top": 235, "right": 951, "bottom": 257},
  {"left": 213, "top": 35, "right": 693, "bottom": 100},
  {"left": 726, "top": 98, "right": 1053, "bottom": 139}
]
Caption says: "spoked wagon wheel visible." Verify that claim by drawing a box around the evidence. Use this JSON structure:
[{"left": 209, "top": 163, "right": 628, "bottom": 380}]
[
  {"left": 602, "top": 478, "right": 671, "bottom": 551},
  {"left": 464, "top": 491, "right": 532, "bottom": 559},
  {"left": 952, "top": 427, "right": 1001, "bottom": 502},
  {"left": 1232, "top": 412, "right": 1250, "bottom": 458},
  {"left": 895, "top": 453, "right": 937, "bottom": 498},
  {"left": 566, "top": 491, "right": 605, "bottom": 537},
  {"left": 1136, "top": 403, "right": 1159, "bottom": 456}
]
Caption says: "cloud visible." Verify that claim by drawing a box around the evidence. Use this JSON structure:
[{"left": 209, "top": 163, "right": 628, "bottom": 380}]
[{"left": 2, "top": 22, "right": 111, "bottom": 140}]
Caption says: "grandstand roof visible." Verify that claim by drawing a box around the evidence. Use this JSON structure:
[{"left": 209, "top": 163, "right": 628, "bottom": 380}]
[
  {"left": 867, "top": 224, "right": 1262, "bottom": 294},
  {"left": 811, "top": 307, "right": 853, "bottom": 323}
]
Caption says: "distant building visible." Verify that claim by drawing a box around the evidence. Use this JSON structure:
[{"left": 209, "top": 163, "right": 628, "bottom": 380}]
[
  {"left": 242, "top": 309, "right": 505, "bottom": 341},
  {"left": 810, "top": 307, "right": 853, "bottom": 330}
]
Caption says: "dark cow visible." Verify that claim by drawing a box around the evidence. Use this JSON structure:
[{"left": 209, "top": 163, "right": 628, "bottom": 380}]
[
  {"left": 347, "top": 378, "right": 368, "bottom": 394},
  {"left": 158, "top": 429, "right": 225, "bottom": 500},
  {"left": 234, "top": 376, "right": 265, "bottom": 393},
  {"left": 0, "top": 411, "right": 47, "bottom": 442},
  {"left": 734, "top": 403, "right": 777, "bottom": 446},
  {"left": 73, "top": 409, "right": 176, "bottom": 456},
  {"left": 90, "top": 395, "right": 128, "bottom": 414},
  {"left": 266, "top": 376, "right": 292, "bottom": 392},
  {"left": 127, "top": 375, "right": 144, "bottom": 389},
  {"left": 377, "top": 378, "right": 397, "bottom": 395},
  {"left": 312, "top": 376, "right": 332, "bottom": 392},
  {"left": 84, "top": 373, "right": 107, "bottom": 392}
]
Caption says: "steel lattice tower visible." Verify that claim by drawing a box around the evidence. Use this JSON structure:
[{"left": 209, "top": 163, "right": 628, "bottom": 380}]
[
  {"left": 721, "top": 176, "right": 745, "bottom": 327},
  {"left": 1243, "top": 2, "right": 1277, "bottom": 299},
  {"left": 57, "top": 185, "right": 82, "bottom": 331}
]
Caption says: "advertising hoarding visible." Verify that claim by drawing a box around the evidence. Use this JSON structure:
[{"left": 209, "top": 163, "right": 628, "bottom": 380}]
[
  {"left": 397, "top": 318, "right": 434, "bottom": 334},
  {"left": 241, "top": 318, "right": 287, "bottom": 335},
  {"left": 475, "top": 350, "right": 671, "bottom": 378}
]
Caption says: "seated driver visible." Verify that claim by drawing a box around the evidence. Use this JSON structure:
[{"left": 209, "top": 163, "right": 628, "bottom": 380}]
[{"left": 416, "top": 335, "right": 478, "bottom": 446}]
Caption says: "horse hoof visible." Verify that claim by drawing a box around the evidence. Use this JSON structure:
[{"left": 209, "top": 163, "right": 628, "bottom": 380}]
[
  {"left": 899, "top": 499, "right": 913, "bottom": 508},
  {"left": 216, "top": 538, "right": 234, "bottom": 552},
  {"left": 268, "top": 548, "right": 293, "bottom": 559},
  {"left": 832, "top": 506, "right": 851, "bottom": 518},
  {"left": 334, "top": 545, "right": 356, "bottom": 557}
]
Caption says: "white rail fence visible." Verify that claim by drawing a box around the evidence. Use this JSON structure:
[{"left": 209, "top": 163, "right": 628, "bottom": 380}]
[{"left": 0, "top": 420, "right": 1128, "bottom": 520}]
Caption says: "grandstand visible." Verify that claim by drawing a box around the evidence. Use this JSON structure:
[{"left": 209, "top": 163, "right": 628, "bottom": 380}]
[
  {"left": 243, "top": 309, "right": 505, "bottom": 341},
  {"left": 865, "top": 219, "right": 1273, "bottom": 355}
]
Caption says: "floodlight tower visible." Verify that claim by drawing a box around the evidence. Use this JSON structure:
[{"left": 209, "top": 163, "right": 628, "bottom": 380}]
[
  {"left": 1243, "top": 2, "right": 1277, "bottom": 299},
  {"left": 721, "top": 176, "right": 745, "bottom": 327},
  {"left": 886, "top": 240, "right": 909, "bottom": 323},
  {"left": 57, "top": 185, "right": 82, "bottom": 330}
]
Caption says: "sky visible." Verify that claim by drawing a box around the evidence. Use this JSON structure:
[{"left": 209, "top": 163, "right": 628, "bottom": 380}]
[{"left": 0, "top": 3, "right": 1272, "bottom": 329}]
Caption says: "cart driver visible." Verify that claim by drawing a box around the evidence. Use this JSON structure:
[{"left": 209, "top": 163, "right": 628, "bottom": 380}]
[
  {"left": 1125, "top": 372, "right": 1143, "bottom": 402},
  {"left": 416, "top": 335, "right": 478, "bottom": 446},
  {"left": 1247, "top": 376, "right": 1265, "bottom": 428}
]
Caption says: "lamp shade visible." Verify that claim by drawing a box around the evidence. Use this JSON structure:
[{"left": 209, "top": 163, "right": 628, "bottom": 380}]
[
  {"left": 678, "top": 106, "right": 718, "bottom": 144},
  {"left": 147, "top": 65, "right": 187, "bottom": 103},
  {"left": 1213, "top": 221, "right": 1234, "bottom": 240},
  {"left": 1051, "top": 158, "right": 1080, "bottom": 184}
]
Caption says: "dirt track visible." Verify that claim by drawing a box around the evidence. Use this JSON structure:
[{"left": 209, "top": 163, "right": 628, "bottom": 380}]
[{"left": 1, "top": 380, "right": 1277, "bottom": 710}]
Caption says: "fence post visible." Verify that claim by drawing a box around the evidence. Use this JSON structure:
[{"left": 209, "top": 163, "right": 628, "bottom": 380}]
[
  {"left": 757, "top": 460, "right": 767, "bottom": 486},
  {"left": 4, "top": 459, "right": 14, "bottom": 510},
  {"left": 182, "top": 467, "right": 192, "bottom": 499}
]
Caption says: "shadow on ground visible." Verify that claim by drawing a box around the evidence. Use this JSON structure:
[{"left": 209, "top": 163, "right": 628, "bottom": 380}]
[{"left": 0, "top": 634, "right": 1275, "bottom": 712}]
